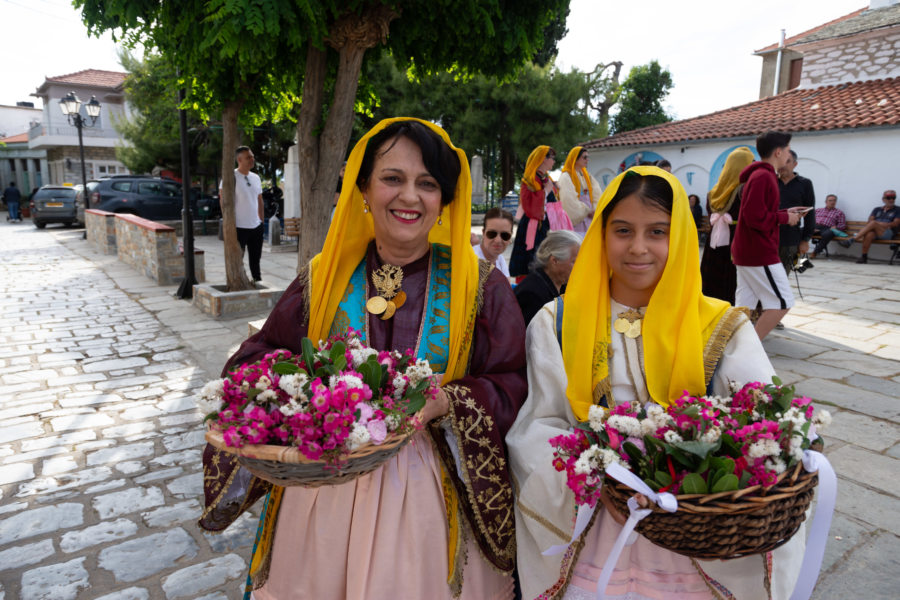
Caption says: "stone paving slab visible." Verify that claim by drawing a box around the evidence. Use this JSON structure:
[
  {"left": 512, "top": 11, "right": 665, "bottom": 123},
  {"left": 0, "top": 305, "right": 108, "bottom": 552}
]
[{"left": 1, "top": 222, "right": 898, "bottom": 599}]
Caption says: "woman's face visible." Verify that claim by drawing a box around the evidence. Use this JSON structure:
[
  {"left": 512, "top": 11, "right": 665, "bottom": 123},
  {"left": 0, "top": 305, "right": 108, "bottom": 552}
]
[
  {"left": 364, "top": 135, "right": 443, "bottom": 258},
  {"left": 604, "top": 194, "right": 671, "bottom": 307},
  {"left": 575, "top": 153, "right": 588, "bottom": 170},
  {"left": 480, "top": 216, "right": 513, "bottom": 262},
  {"left": 539, "top": 153, "right": 555, "bottom": 174}
]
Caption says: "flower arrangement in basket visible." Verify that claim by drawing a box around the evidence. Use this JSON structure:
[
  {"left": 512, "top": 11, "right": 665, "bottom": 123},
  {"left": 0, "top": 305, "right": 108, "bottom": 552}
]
[
  {"left": 201, "top": 329, "right": 437, "bottom": 487},
  {"left": 550, "top": 378, "right": 832, "bottom": 559}
]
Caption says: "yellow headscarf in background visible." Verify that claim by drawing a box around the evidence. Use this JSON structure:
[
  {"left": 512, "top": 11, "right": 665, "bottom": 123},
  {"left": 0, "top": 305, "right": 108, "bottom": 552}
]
[
  {"left": 561, "top": 166, "right": 731, "bottom": 421},
  {"left": 562, "top": 146, "right": 595, "bottom": 204},
  {"left": 708, "top": 146, "right": 754, "bottom": 213},
  {"left": 307, "top": 117, "right": 478, "bottom": 384},
  {"left": 521, "top": 145, "right": 550, "bottom": 192}
]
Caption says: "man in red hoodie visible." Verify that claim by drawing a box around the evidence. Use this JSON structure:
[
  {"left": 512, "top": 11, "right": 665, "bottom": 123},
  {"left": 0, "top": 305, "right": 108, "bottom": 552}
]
[{"left": 732, "top": 131, "right": 804, "bottom": 340}]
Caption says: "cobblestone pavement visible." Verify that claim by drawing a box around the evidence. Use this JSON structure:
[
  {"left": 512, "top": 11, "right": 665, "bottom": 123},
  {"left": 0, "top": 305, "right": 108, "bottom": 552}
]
[{"left": 2, "top": 221, "right": 899, "bottom": 599}]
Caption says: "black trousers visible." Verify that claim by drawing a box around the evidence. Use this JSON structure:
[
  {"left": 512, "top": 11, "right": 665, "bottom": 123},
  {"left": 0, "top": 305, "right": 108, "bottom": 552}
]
[
  {"left": 812, "top": 225, "right": 837, "bottom": 256},
  {"left": 236, "top": 224, "right": 264, "bottom": 281}
]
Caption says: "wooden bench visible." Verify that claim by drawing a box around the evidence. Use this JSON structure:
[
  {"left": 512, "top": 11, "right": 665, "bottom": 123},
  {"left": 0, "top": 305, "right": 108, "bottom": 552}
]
[
  {"left": 283, "top": 217, "right": 301, "bottom": 238},
  {"left": 811, "top": 220, "right": 899, "bottom": 264}
]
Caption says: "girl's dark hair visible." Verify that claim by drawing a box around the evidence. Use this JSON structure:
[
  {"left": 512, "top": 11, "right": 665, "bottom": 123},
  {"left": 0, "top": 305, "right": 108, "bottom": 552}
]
[
  {"left": 601, "top": 173, "right": 673, "bottom": 226},
  {"left": 577, "top": 149, "right": 587, "bottom": 160},
  {"left": 356, "top": 121, "right": 461, "bottom": 206}
]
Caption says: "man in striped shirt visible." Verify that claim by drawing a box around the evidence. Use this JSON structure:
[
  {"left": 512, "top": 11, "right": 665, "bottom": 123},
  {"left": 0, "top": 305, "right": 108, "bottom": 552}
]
[{"left": 809, "top": 194, "right": 847, "bottom": 259}]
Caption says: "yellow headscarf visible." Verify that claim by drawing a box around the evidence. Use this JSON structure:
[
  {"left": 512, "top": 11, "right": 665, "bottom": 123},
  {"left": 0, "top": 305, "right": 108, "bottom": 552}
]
[
  {"left": 708, "top": 146, "right": 754, "bottom": 213},
  {"left": 562, "top": 146, "right": 595, "bottom": 204},
  {"left": 307, "top": 117, "right": 478, "bottom": 384},
  {"left": 561, "top": 166, "right": 731, "bottom": 421},
  {"left": 521, "top": 145, "right": 550, "bottom": 192}
]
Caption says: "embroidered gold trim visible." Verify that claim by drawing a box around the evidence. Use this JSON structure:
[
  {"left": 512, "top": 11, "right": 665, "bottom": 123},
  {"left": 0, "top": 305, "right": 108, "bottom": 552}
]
[
  {"left": 689, "top": 559, "right": 731, "bottom": 600},
  {"left": 299, "top": 260, "right": 312, "bottom": 317},
  {"left": 517, "top": 499, "right": 570, "bottom": 542},
  {"left": 703, "top": 307, "right": 750, "bottom": 386},
  {"left": 542, "top": 508, "right": 600, "bottom": 600}
]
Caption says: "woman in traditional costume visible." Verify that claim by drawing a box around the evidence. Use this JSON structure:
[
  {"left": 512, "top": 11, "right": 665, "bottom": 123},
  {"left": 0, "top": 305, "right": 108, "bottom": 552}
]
[
  {"left": 510, "top": 146, "right": 559, "bottom": 276},
  {"left": 506, "top": 167, "right": 805, "bottom": 599},
  {"left": 200, "top": 118, "right": 527, "bottom": 600},
  {"left": 559, "top": 147, "right": 601, "bottom": 237},
  {"left": 699, "top": 147, "right": 755, "bottom": 304}
]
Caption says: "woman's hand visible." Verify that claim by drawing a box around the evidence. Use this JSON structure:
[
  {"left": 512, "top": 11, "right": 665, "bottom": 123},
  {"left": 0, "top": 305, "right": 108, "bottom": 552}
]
[
  {"left": 419, "top": 386, "right": 450, "bottom": 423},
  {"left": 543, "top": 179, "right": 554, "bottom": 194}
]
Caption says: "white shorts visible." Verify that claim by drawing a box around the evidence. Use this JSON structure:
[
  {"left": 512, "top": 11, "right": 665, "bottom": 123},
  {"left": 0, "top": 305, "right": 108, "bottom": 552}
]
[{"left": 735, "top": 264, "right": 795, "bottom": 311}]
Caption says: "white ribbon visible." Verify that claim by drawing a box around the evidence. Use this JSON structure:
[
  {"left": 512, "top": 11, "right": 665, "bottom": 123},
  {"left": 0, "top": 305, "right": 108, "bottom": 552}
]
[
  {"left": 542, "top": 501, "right": 597, "bottom": 556},
  {"left": 709, "top": 212, "right": 733, "bottom": 248},
  {"left": 790, "top": 449, "right": 837, "bottom": 600}
]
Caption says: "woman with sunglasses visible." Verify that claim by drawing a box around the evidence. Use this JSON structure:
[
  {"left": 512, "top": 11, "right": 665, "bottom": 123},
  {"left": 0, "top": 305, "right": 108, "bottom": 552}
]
[{"left": 474, "top": 207, "right": 514, "bottom": 277}]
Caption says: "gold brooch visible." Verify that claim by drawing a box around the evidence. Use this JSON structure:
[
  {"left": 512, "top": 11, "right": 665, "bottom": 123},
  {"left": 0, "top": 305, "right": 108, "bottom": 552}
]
[
  {"left": 613, "top": 308, "right": 643, "bottom": 339},
  {"left": 366, "top": 264, "right": 407, "bottom": 320}
]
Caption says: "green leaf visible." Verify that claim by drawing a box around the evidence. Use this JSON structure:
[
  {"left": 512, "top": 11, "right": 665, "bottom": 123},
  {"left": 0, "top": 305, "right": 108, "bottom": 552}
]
[
  {"left": 301, "top": 337, "right": 316, "bottom": 373},
  {"left": 739, "top": 471, "right": 752, "bottom": 488},
  {"left": 712, "top": 474, "right": 740, "bottom": 493},
  {"left": 272, "top": 362, "right": 300, "bottom": 375},
  {"left": 405, "top": 393, "right": 426, "bottom": 415},
  {"left": 680, "top": 473, "right": 708, "bottom": 494},
  {"left": 329, "top": 341, "right": 346, "bottom": 362},
  {"left": 771, "top": 375, "right": 782, "bottom": 386},
  {"left": 643, "top": 478, "right": 661, "bottom": 492},
  {"left": 622, "top": 441, "right": 643, "bottom": 464},
  {"left": 671, "top": 439, "right": 721, "bottom": 459},
  {"left": 654, "top": 470, "right": 672, "bottom": 487},
  {"left": 666, "top": 446, "right": 695, "bottom": 468},
  {"left": 333, "top": 355, "right": 347, "bottom": 372}
]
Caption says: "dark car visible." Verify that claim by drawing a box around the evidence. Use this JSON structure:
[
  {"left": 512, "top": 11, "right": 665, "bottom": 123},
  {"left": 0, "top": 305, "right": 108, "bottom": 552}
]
[
  {"left": 92, "top": 176, "right": 201, "bottom": 221},
  {"left": 31, "top": 185, "right": 82, "bottom": 229}
]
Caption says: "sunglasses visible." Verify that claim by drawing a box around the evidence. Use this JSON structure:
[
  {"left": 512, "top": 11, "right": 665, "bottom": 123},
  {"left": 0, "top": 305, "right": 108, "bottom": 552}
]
[
  {"left": 485, "top": 230, "right": 512, "bottom": 241},
  {"left": 884, "top": 195, "right": 896, "bottom": 200},
  {"left": 244, "top": 175, "right": 251, "bottom": 187}
]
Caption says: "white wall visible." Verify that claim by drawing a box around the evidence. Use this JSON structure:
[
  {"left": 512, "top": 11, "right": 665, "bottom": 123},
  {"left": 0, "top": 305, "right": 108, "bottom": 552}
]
[
  {"left": 0, "top": 105, "right": 41, "bottom": 138},
  {"left": 587, "top": 127, "right": 900, "bottom": 221}
]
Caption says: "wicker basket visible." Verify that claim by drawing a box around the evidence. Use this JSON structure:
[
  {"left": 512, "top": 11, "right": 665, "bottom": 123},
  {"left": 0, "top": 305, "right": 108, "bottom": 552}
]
[
  {"left": 205, "top": 426, "right": 416, "bottom": 487},
  {"left": 603, "top": 461, "right": 818, "bottom": 559}
]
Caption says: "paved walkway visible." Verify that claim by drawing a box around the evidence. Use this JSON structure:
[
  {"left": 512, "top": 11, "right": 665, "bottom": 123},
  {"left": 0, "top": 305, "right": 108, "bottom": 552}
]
[{"left": 1, "top": 222, "right": 898, "bottom": 599}]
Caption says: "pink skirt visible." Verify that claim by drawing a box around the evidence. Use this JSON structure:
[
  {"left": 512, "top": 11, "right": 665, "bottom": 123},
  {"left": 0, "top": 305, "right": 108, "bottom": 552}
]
[{"left": 252, "top": 432, "right": 513, "bottom": 600}]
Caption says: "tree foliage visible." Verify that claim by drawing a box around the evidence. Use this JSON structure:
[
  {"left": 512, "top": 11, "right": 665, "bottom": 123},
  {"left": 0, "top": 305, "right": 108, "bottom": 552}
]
[{"left": 609, "top": 60, "right": 673, "bottom": 134}]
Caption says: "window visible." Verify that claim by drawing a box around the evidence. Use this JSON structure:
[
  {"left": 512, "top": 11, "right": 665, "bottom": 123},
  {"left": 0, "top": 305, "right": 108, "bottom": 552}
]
[
  {"left": 163, "top": 183, "right": 180, "bottom": 197},
  {"left": 788, "top": 58, "right": 803, "bottom": 90},
  {"left": 111, "top": 181, "right": 132, "bottom": 192},
  {"left": 138, "top": 182, "right": 162, "bottom": 195}
]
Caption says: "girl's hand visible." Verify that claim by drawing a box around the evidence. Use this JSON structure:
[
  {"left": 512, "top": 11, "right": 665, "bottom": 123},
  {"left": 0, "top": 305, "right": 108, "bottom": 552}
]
[
  {"left": 419, "top": 387, "right": 450, "bottom": 423},
  {"left": 543, "top": 179, "right": 554, "bottom": 194}
]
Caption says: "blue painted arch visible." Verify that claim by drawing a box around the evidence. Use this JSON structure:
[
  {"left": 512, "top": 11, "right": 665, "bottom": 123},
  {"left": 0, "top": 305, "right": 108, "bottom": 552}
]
[{"left": 709, "top": 145, "right": 759, "bottom": 191}]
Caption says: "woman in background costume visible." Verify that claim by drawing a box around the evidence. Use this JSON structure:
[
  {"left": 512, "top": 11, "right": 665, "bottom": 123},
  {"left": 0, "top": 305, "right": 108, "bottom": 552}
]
[
  {"left": 559, "top": 147, "right": 601, "bottom": 237},
  {"left": 510, "top": 146, "right": 560, "bottom": 276}
]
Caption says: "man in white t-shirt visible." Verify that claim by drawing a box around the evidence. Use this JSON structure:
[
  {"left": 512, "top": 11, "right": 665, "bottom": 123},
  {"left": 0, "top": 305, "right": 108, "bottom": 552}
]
[
  {"left": 221, "top": 146, "right": 264, "bottom": 281},
  {"left": 472, "top": 207, "right": 513, "bottom": 278}
]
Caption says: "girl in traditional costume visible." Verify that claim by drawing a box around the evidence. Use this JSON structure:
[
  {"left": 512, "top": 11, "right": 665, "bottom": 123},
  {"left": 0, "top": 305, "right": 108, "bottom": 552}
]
[
  {"left": 200, "top": 118, "right": 527, "bottom": 599},
  {"left": 506, "top": 167, "right": 805, "bottom": 599},
  {"left": 699, "top": 147, "right": 755, "bottom": 305},
  {"left": 511, "top": 146, "right": 566, "bottom": 276},
  {"left": 559, "top": 147, "right": 602, "bottom": 237}
]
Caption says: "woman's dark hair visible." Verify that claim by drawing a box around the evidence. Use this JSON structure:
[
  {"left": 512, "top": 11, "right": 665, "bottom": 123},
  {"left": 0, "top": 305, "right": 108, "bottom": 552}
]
[
  {"left": 356, "top": 121, "right": 461, "bottom": 206},
  {"left": 601, "top": 173, "right": 673, "bottom": 226},
  {"left": 483, "top": 207, "right": 514, "bottom": 227},
  {"left": 577, "top": 149, "right": 587, "bottom": 160}
]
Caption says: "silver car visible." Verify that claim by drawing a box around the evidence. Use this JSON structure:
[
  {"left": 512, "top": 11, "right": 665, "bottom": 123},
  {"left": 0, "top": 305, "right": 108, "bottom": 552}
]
[{"left": 30, "top": 185, "right": 82, "bottom": 229}]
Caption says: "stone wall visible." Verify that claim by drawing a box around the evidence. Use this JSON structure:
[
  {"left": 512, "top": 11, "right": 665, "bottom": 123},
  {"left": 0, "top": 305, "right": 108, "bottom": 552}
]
[
  {"left": 799, "top": 29, "right": 900, "bottom": 87},
  {"left": 85, "top": 209, "right": 117, "bottom": 255},
  {"left": 115, "top": 214, "right": 205, "bottom": 285}
]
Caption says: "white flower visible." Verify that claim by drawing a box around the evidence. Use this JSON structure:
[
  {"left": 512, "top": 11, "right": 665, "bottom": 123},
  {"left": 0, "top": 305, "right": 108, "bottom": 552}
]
[
  {"left": 255, "top": 375, "right": 272, "bottom": 390},
  {"left": 789, "top": 436, "right": 804, "bottom": 461},
  {"left": 347, "top": 424, "right": 371, "bottom": 451},
  {"left": 812, "top": 409, "right": 832, "bottom": 429},
  {"left": 748, "top": 438, "right": 780, "bottom": 459},
  {"left": 350, "top": 347, "right": 379, "bottom": 368},
  {"left": 331, "top": 373, "right": 365, "bottom": 391},
  {"left": 197, "top": 379, "right": 225, "bottom": 414},
  {"left": 574, "top": 456, "right": 592, "bottom": 475},
  {"left": 385, "top": 413, "right": 401, "bottom": 431},
  {"left": 405, "top": 359, "right": 433, "bottom": 386},
  {"left": 392, "top": 374, "right": 408, "bottom": 400},
  {"left": 607, "top": 415, "right": 641, "bottom": 437},
  {"left": 588, "top": 405, "right": 607, "bottom": 432},
  {"left": 664, "top": 430, "right": 684, "bottom": 444},
  {"left": 278, "top": 373, "right": 309, "bottom": 398},
  {"left": 278, "top": 398, "right": 308, "bottom": 417},
  {"left": 256, "top": 389, "right": 278, "bottom": 403},
  {"left": 701, "top": 427, "right": 721, "bottom": 443},
  {"left": 765, "top": 456, "right": 786, "bottom": 474}
]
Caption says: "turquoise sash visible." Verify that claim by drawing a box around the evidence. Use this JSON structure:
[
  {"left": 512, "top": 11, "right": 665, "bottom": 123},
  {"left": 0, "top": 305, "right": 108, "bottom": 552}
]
[{"left": 329, "top": 244, "right": 452, "bottom": 372}]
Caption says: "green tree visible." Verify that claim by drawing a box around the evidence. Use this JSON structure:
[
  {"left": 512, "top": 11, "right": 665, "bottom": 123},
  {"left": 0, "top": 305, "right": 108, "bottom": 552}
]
[{"left": 609, "top": 60, "right": 673, "bottom": 134}]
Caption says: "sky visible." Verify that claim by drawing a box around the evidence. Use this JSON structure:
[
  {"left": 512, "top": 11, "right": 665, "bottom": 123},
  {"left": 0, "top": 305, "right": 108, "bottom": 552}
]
[{"left": 1, "top": 0, "right": 868, "bottom": 120}]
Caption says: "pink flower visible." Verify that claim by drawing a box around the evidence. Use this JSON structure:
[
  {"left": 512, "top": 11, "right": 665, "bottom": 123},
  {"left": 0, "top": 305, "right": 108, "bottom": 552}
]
[
  {"left": 356, "top": 403, "right": 374, "bottom": 425},
  {"left": 223, "top": 426, "right": 242, "bottom": 447},
  {"left": 367, "top": 419, "right": 388, "bottom": 444}
]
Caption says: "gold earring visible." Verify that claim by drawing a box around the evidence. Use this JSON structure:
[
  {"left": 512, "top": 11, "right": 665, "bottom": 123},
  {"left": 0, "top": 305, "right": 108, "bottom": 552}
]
[
  {"left": 363, "top": 200, "right": 370, "bottom": 214},
  {"left": 438, "top": 216, "right": 443, "bottom": 226}
]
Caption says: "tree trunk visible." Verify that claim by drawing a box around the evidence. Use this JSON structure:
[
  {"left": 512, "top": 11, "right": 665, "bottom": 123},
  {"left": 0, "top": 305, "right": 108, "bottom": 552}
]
[
  {"left": 500, "top": 142, "right": 514, "bottom": 196},
  {"left": 221, "top": 99, "right": 254, "bottom": 291},
  {"left": 296, "top": 6, "right": 398, "bottom": 271}
]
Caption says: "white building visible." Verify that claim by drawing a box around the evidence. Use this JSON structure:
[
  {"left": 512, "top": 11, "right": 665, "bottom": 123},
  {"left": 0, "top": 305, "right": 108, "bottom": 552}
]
[
  {"left": 582, "top": 1, "right": 900, "bottom": 225},
  {"left": 28, "top": 69, "right": 131, "bottom": 185}
]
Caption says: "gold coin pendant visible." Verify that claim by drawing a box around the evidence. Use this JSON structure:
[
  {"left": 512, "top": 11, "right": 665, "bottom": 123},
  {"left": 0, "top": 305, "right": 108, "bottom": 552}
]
[
  {"left": 613, "top": 318, "right": 631, "bottom": 334},
  {"left": 366, "top": 296, "right": 388, "bottom": 315},
  {"left": 380, "top": 300, "right": 397, "bottom": 320},
  {"left": 625, "top": 321, "right": 642, "bottom": 339}
]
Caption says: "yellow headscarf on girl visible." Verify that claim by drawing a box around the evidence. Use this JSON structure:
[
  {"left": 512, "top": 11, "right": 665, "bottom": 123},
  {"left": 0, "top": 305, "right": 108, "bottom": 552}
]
[
  {"left": 307, "top": 117, "right": 479, "bottom": 384},
  {"left": 561, "top": 166, "right": 731, "bottom": 421},
  {"left": 562, "top": 146, "right": 595, "bottom": 204},
  {"left": 708, "top": 146, "right": 754, "bottom": 213},
  {"left": 521, "top": 145, "right": 550, "bottom": 192}
]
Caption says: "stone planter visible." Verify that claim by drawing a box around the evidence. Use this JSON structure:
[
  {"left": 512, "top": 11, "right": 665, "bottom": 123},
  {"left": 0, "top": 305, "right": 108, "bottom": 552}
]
[{"left": 192, "top": 282, "right": 285, "bottom": 320}]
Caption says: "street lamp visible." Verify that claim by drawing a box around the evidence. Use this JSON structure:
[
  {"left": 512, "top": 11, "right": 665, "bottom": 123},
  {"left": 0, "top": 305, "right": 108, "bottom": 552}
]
[{"left": 59, "top": 91, "right": 101, "bottom": 206}]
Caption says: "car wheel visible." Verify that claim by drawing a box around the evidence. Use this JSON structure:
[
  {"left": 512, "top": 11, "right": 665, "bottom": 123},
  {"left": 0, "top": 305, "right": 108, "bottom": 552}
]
[{"left": 34, "top": 220, "right": 46, "bottom": 229}]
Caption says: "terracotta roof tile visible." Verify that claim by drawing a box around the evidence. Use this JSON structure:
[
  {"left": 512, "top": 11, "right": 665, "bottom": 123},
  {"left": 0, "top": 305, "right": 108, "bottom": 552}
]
[
  {"left": 44, "top": 69, "right": 127, "bottom": 89},
  {"left": 754, "top": 7, "right": 867, "bottom": 53},
  {"left": 0, "top": 133, "right": 29, "bottom": 144},
  {"left": 583, "top": 77, "right": 900, "bottom": 149}
]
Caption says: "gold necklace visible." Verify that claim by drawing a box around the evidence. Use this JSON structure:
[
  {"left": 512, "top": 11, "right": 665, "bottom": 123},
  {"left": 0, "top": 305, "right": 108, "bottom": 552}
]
[
  {"left": 366, "top": 264, "right": 407, "bottom": 320},
  {"left": 613, "top": 308, "right": 643, "bottom": 339}
]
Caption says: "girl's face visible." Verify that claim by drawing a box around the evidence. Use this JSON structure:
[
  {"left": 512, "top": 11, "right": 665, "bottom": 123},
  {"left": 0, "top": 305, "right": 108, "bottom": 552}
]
[
  {"left": 539, "top": 153, "right": 555, "bottom": 174},
  {"left": 604, "top": 194, "right": 671, "bottom": 307},
  {"left": 575, "top": 153, "right": 589, "bottom": 170},
  {"left": 364, "top": 135, "right": 443, "bottom": 257}
]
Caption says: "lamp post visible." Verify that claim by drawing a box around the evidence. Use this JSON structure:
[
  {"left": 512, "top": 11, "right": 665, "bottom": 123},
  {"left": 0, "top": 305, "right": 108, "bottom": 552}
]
[{"left": 58, "top": 91, "right": 101, "bottom": 205}]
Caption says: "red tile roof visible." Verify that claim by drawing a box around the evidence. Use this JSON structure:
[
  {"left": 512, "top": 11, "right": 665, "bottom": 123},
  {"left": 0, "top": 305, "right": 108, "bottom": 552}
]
[
  {"left": 754, "top": 7, "right": 867, "bottom": 53},
  {"left": 44, "top": 69, "right": 127, "bottom": 89},
  {"left": 582, "top": 77, "right": 900, "bottom": 149},
  {"left": 0, "top": 133, "right": 29, "bottom": 144}
]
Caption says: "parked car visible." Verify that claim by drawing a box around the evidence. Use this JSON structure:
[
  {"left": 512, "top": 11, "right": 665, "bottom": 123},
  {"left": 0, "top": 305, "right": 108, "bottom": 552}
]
[
  {"left": 92, "top": 175, "right": 201, "bottom": 221},
  {"left": 30, "top": 185, "right": 82, "bottom": 229}
]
